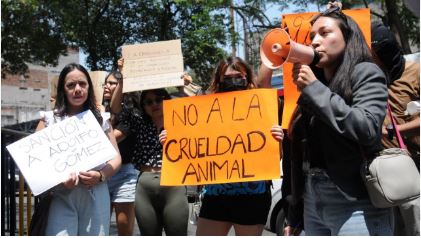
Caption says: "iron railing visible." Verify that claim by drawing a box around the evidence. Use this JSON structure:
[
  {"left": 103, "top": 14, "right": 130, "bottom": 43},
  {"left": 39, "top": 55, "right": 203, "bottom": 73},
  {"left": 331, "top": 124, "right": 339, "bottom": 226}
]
[{"left": 1, "top": 128, "right": 34, "bottom": 236}]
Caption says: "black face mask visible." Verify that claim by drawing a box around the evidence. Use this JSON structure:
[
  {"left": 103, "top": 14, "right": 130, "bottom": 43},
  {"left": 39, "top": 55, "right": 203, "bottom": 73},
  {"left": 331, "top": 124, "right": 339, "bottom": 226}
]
[{"left": 219, "top": 77, "right": 247, "bottom": 92}]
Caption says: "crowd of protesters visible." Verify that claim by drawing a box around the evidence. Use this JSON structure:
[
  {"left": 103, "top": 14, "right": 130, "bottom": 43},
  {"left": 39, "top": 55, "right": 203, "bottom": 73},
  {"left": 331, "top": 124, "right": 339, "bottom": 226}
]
[{"left": 31, "top": 1, "right": 419, "bottom": 236}]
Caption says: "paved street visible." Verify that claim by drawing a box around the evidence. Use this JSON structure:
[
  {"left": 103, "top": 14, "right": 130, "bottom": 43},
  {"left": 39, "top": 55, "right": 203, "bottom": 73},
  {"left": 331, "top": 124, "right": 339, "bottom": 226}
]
[{"left": 110, "top": 203, "right": 275, "bottom": 236}]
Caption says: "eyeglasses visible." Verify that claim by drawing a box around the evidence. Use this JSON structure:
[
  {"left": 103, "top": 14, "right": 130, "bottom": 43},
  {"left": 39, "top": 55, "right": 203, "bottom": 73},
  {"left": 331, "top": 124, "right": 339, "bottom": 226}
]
[{"left": 142, "top": 97, "right": 164, "bottom": 106}]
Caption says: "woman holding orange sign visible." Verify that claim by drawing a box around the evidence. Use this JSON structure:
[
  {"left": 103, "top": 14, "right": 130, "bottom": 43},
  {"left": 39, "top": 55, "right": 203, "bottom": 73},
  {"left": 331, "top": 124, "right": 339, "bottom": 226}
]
[{"left": 160, "top": 56, "right": 283, "bottom": 236}]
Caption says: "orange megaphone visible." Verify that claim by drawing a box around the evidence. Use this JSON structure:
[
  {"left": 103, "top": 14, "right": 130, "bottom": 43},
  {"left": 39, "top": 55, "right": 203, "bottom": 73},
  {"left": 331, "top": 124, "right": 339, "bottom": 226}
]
[{"left": 260, "top": 28, "right": 320, "bottom": 69}]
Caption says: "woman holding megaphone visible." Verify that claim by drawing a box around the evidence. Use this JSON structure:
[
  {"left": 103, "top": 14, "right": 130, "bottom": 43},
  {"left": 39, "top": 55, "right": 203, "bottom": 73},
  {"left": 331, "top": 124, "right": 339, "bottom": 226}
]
[{"left": 283, "top": 5, "right": 393, "bottom": 236}]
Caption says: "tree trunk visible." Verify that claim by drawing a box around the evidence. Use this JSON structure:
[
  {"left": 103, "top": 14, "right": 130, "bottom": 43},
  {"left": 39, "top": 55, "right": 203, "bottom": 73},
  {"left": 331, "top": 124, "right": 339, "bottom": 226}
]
[
  {"left": 384, "top": 0, "right": 412, "bottom": 53},
  {"left": 230, "top": 1, "right": 236, "bottom": 56}
]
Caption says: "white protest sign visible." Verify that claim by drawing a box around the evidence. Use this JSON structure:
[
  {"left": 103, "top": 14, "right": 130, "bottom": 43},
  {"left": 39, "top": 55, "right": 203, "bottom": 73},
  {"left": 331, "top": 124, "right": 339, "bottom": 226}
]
[
  {"left": 6, "top": 110, "right": 117, "bottom": 196},
  {"left": 121, "top": 39, "right": 184, "bottom": 93}
]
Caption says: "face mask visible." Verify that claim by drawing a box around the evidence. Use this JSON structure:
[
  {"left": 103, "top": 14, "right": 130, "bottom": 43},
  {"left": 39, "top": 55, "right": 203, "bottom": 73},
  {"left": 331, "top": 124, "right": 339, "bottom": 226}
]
[{"left": 219, "top": 77, "right": 247, "bottom": 92}]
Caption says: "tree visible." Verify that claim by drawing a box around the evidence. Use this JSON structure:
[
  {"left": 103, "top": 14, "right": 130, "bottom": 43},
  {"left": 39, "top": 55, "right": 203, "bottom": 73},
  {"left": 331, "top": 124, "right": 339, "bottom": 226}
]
[
  {"left": 2, "top": 0, "right": 285, "bottom": 89},
  {"left": 1, "top": 0, "right": 67, "bottom": 76}
]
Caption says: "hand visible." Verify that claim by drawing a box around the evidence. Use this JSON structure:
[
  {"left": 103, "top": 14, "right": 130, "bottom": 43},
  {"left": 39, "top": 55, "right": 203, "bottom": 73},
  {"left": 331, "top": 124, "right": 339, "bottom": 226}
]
[
  {"left": 284, "top": 225, "right": 302, "bottom": 236},
  {"left": 159, "top": 129, "right": 167, "bottom": 145},
  {"left": 292, "top": 63, "right": 317, "bottom": 91},
  {"left": 63, "top": 172, "right": 79, "bottom": 189},
  {"left": 271, "top": 125, "right": 284, "bottom": 142},
  {"left": 381, "top": 125, "right": 388, "bottom": 136},
  {"left": 79, "top": 170, "right": 101, "bottom": 188},
  {"left": 117, "top": 58, "right": 124, "bottom": 72},
  {"left": 182, "top": 73, "right": 192, "bottom": 86}
]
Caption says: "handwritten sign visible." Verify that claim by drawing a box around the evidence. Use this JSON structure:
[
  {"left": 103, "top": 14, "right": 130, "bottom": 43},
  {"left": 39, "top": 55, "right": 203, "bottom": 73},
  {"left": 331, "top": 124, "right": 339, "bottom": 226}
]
[
  {"left": 280, "top": 8, "right": 371, "bottom": 128},
  {"left": 121, "top": 40, "right": 184, "bottom": 93},
  {"left": 161, "top": 89, "right": 281, "bottom": 186},
  {"left": 6, "top": 110, "right": 117, "bottom": 196}
]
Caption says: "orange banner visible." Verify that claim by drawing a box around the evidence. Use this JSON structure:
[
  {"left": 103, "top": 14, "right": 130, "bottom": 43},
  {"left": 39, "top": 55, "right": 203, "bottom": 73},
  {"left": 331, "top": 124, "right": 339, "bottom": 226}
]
[
  {"left": 161, "top": 89, "right": 281, "bottom": 186},
  {"left": 281, "top": 8, "right": 371, "bottom": 128}
]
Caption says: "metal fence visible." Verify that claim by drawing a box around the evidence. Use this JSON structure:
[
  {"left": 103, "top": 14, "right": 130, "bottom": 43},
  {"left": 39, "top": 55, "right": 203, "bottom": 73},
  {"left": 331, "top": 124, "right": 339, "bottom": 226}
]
[{"left": 1, "top": 128, "right": 34, "bottom": 236}]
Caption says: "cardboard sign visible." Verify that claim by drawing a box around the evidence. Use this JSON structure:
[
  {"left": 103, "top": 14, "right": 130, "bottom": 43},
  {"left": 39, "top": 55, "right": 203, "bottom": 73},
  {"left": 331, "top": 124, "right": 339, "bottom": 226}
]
[
  {"left": 121, "top": 40, "right": 184, "bottom": 93},
  {"left": 49, "top": 75, "right": 59, "bottom": 109},
  {"left": 89, "top": 71, "right": 107, "bottom": 107},
  {"left": 6, "top": 110, "right": 117, "bottom": 196},
  {"left": 161, "top": 89, "right": 281, "bottom": 186},
  {"left": 280, "top": 8, "right": 371, "bottom": 128}
]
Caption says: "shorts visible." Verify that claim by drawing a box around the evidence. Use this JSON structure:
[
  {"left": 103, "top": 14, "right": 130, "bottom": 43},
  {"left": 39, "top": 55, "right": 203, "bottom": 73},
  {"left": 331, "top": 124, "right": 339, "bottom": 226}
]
[
  {"left": 108, "top": 163, "right": 139, "bottom": 203},
  {"left": 199, "top": 191, "right": 271, "bottom": 225}
]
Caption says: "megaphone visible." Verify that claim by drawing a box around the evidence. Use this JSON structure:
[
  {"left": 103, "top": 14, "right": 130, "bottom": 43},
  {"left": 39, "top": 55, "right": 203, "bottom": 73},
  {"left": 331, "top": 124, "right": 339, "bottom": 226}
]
[{"left": 260, "top": 28, "right": 320, "bottom": 69}]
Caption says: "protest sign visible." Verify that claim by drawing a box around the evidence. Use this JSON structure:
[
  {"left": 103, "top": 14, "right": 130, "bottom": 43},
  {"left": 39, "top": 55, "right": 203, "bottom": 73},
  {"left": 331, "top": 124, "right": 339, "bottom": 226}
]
[
  {"left": 161, "top": 89, "right": 281, "bottom": 186},
  {"left": 6, "top": 110, "right": 117, "bottom": 196},
  {"left": 49, "top": 75, "right": 59, "bottom": 109},
  {"left": 89, "top": 71, "right": 107, "bottom": 106},
  {"left": 121, "top": 40, "right": 184, "bottom": 93},
  {"left": 280, "top": 8, "right": 371, "bottom": 128}
]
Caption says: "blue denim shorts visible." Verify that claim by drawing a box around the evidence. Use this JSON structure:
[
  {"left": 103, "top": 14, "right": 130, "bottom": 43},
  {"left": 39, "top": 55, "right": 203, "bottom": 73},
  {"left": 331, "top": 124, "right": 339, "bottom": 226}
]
[{"left": 108, "top": 163, "right": 139, "bottom": 203}]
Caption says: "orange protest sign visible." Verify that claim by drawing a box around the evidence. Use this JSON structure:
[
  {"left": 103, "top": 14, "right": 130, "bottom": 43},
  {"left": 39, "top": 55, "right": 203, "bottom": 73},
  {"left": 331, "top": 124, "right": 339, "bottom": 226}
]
[
  {"left": 161, "top": 89, "right": 281, "bottom": 186},
  {"left": 280, "top": 8, "right": 371, "bottom": 128}
]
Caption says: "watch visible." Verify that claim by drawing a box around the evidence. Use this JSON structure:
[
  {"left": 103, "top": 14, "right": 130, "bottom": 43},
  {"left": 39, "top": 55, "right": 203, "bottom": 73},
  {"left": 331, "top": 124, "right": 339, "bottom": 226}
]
[{"left": 98, "top": 170, "right": 107, "bottom": 182}]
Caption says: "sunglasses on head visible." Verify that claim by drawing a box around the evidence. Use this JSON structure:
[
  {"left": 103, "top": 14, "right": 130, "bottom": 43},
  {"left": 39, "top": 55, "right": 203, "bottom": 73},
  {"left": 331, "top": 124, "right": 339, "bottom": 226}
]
[
  {"left": 142, "top": 97, "right": 164, "bottom": 106},
  {"left": 313, "top": 6, "right": 347, "bottom": 24}
]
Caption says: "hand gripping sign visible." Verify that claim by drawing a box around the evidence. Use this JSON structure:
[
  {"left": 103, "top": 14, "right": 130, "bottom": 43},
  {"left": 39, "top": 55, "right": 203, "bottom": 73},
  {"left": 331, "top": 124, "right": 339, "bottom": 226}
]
[
  {"left": 6, "top": 110, "right": 117, "bottom": 196},
  {"left": 161, "top": 89, "right": 281, "bottom": 186}
]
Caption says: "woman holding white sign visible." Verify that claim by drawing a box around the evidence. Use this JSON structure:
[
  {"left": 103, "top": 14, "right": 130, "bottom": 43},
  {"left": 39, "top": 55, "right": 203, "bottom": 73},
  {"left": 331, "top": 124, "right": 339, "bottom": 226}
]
[{"left": 36, "top": 63, "right": 122, "bottom": 235}]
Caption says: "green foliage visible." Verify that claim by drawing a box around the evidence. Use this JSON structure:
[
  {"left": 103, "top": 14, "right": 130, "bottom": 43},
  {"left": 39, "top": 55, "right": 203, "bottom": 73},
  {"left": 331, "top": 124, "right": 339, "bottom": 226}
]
[
  {"left": 1, "top": 0, "right": 67, "bottom": 76},
  {"left": 399, "top": 2, "right": 419, "bottom": 49},
  {"left": 1, "top": 0, "right": 292, "bottom": 89}
]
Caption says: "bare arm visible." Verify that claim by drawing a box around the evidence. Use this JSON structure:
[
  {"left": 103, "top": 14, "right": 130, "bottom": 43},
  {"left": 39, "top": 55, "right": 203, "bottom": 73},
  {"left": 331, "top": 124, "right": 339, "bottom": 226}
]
[
  {"left": 110, "top": 58, "right": 124, "bottom": 114},
  {"left": 114, "top": 128, "right": 127, "bottom": 143},
  {"left": 79, "top": 123, "right": 122, "bottom": 187},
  {"left": 382, "top": 116, "right": 420, "bottom": 137},
  {"left": 35, "top": 120, "right": 45, "bottom": 131},
  {"left": 256, "top": 63, "right": 274, "bottom": 88},
  {"left": 101, "top": 123, "right": 122, "bottom": 178}
]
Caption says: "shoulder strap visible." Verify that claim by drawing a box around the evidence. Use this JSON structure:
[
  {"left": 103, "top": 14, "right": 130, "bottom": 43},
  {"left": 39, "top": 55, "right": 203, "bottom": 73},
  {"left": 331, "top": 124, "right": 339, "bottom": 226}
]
[{"left": 387, "top": 104, "right": 407, "bottom": 149}]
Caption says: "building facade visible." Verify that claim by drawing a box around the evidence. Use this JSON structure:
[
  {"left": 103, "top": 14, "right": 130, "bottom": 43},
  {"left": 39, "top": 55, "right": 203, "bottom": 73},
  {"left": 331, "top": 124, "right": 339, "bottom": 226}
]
[{"left": 1, "top": 47, "right": 79, "bottom": 127}]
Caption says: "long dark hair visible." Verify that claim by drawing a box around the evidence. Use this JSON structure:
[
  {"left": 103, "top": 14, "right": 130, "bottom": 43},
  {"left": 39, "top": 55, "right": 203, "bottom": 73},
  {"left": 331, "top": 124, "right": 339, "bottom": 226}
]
[
  {"left": 311, "top": 7, "right": 372, "bottom": 104},
  {"left": 54, "top": 63, "right": 102, "bottom": 125},
  {"left": 134, "top": 88, "right": 171, "bottom": 121},
  {"left": 208, "top": 56, "right": 256, "bottom": 93}
]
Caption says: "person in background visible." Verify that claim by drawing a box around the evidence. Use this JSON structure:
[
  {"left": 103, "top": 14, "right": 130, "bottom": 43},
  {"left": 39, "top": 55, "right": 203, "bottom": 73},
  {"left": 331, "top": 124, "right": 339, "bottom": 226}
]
[
  {"left": 371, "top": 22, "right": 420, "bottom": 236},
  {"left": 102, "top": 70, "right": 139, "bottom": 235},
  {"left": 111, "top": 59, "right": 189, "bottom": 236},
  {"left": 285, "top": 5, "right": 393, "bottom": 235},
  {"left": 102, "top": 71, "right": 121, "bottom": 113},
  {"left": 160, "top": 56, "right": 284, "bottom": 235},
  {"left": 37, "top": 63, "right": 121, "bottom": 235}
]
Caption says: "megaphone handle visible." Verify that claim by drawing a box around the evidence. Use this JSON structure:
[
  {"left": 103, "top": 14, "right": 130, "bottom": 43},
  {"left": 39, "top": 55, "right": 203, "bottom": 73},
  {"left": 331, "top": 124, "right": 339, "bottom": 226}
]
[{"left": 310, "top": 49, "right": 320, "bottom": 67}]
